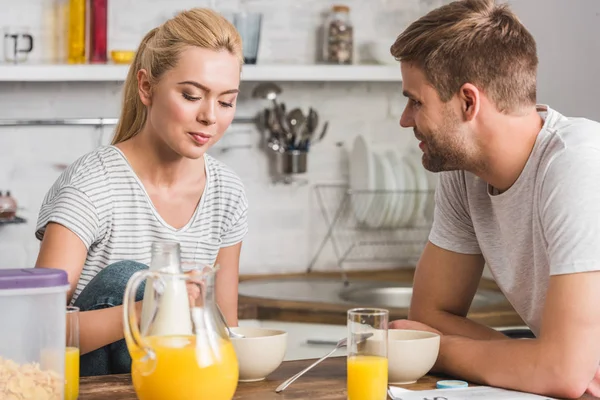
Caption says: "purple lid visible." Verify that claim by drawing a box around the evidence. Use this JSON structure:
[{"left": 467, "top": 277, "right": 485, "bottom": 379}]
[{"left": 0, "top": 268, "right": 69, "bottom": 290}]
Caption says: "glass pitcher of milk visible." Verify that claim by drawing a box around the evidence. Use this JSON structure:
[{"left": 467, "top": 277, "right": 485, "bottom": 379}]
[{"left": 123, "top": 243, "right": 239, "bottom": 400}]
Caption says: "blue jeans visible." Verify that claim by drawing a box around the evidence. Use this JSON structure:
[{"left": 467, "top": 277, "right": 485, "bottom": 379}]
[{"left": 73, "top": 260, "right": 148, "bottom": 376}]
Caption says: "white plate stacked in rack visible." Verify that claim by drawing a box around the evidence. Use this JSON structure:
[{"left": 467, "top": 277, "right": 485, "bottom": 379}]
[{"left": 349, "top": 134, "right": 434, "bottom": 229}]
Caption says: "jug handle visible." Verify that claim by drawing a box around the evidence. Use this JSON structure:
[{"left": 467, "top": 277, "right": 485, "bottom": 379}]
[{"left": 123, "top": 270, "right": 157, "bottom": 363}]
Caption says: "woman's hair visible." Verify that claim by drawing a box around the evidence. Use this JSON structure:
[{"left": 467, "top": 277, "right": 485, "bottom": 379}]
[{"left": 112, "top": 8, "right": 243, "bottom": 145}]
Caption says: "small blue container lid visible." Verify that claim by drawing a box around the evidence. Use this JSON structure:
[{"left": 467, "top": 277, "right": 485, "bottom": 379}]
[
  {"left": 436, "top": 380, "right": 469, "bottom": 389},
  {"left": 0, "top": 268, "right": 69, "bottom": 290}
]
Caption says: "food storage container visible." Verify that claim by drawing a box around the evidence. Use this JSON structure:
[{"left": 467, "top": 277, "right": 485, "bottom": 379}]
[{"left": 0, "top": 268, "right": 70, "bottom": 400}]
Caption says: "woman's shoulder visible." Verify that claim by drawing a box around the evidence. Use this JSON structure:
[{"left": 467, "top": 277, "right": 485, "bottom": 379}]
[
  {"left": 56, "top": 146, "right": 122, "bottom": 186},
  {"left": 205, "top": 153, "right": 245, "bottom": 193}
]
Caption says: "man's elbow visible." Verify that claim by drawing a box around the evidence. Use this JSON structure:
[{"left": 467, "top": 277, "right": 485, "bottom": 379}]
[{"left": 539, "top": 362, "right": 594, "bottom": 399}]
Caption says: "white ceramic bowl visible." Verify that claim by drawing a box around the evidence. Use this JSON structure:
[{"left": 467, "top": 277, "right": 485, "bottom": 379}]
[
  {"left": 229, "top": 327, "right": 287, "bottom": 382},
  {"left": 388, "top": 329, "right": 440, "bottom": 384}
]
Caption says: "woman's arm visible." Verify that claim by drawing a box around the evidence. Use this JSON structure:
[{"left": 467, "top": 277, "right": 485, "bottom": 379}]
[
  {"left": 214, "top": 242, "right": 243, "bottom": 327},
  {"left": 35, "top": 222, "right": 138, "bottom": 355}
]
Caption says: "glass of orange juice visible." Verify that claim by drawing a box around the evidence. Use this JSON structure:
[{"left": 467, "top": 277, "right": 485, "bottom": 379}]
[
  {"left": 65, "top": 306, "right": 80, "bottom": 400},
  {"left": 347, "top": 308, "right": 388, "bottom": 400}
]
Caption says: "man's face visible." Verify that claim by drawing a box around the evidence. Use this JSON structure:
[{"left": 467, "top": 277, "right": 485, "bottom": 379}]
[{"left": 399, "top": 62, "right": 469, "bottom": 172}]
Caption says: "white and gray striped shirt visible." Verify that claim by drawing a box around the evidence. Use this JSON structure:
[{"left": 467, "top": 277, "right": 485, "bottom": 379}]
[{"left": 35, "top": 145, "right": 248, "bottom": 304}]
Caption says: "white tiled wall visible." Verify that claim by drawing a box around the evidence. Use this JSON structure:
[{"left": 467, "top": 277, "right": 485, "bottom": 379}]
[{"left": 0, "top": 0, "right": 445, "bottom": 274}]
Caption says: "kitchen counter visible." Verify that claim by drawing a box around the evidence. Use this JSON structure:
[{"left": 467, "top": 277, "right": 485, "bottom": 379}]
[{"left": 237, "top": 268, "right": 524, "bottom": 328}]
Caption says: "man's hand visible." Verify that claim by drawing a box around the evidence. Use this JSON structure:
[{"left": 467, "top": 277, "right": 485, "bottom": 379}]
[{"left": 389, "top": 319, "right": 443, "bottom": 337}]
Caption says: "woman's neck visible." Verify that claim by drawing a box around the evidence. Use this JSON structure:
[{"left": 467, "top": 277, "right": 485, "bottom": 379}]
[{"left": 115, "top": 128, "right": 205, "bottom": 189}]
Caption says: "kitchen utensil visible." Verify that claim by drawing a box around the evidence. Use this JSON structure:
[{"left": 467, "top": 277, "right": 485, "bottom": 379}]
[
  {"left": 387, "top": 329, "right": 439, "bottom": 384},
  {"left": 228, "top": 326, "right": 287, "bottom": 382},
  {"left": 251, "top": 82, "right": 282, "bottom": 102},
  {"left": 216, "top": 302, "right": 245, "bottom": 339},
  {"left": 317, "top": 121, "right": 329, "bottom": 142},
  {"left": 275, "top": 332, "right": 373, "bottom": 393},
  {"left": 0, "top": 268, "right": 70, "bottom": 399},
  {"left": 387, "top": 386, "right": 396, "bottom": 399},
  {"left": 124, "top": 242, "right": 239, "bottom": 400},
  {"left": 286, "top": 108, "right": 305, "bottom": 149}
]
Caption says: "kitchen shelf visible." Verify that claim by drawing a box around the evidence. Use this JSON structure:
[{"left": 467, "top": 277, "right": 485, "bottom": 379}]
[{"left": 0, "top": 64, "right": 402, "bottom": 83}]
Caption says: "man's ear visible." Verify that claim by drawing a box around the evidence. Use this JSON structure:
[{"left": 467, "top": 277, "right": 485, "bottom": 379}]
[
  {"left": 459, "top": 83, "right": 480, "bottom": 122},
  {"left": 137, "top": 69, "right": 152, "bottom": 106}
]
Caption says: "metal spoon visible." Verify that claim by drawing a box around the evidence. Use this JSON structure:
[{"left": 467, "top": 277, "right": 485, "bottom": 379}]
[
  {"left": 387, "top": 386, "right": 397, "bottom": 399},
  {"left": 275, "top": 332, "right": 374, "bottom": 393},
  {"left": 215, "top": 302, "right": 245, "bottom": 339}
]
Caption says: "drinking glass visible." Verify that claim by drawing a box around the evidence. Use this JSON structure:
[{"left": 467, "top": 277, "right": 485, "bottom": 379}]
[
  {"left": 65, "top": 306, "right": 80, "bottom": 400},
  {"left": 233, "top": 12, "right": 262, "bottom": 64},
  {"left": 347, "top": 308, "right": 388, "bottom": 400}
]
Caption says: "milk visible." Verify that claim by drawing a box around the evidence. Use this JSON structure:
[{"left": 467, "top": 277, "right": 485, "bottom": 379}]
[{"left": 140, "top": 242, "right": 193, "bottom": 337}]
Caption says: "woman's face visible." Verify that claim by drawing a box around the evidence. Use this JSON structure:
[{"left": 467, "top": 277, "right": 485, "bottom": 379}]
[{"left": 139, "top": 46, "right": 240, "bottom": 159}]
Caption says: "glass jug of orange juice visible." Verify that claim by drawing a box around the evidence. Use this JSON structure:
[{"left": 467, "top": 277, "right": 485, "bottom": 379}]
[{"left": 123, "top": 251, "right": 238, "bottom": 400}]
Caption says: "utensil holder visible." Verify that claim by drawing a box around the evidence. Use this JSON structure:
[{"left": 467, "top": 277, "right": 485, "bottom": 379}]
[{"left": 276, "top": 150, "right": 308, "bottom": 174}]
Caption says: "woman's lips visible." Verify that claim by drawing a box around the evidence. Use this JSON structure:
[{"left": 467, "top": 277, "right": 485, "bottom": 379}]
[{"left": 188, "top": 132, "right": 211, "bottom": 145}]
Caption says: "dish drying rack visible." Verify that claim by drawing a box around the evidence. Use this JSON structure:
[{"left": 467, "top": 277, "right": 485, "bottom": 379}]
[{"left": 307, "top": 184, "right": 435, "bottom": 284}]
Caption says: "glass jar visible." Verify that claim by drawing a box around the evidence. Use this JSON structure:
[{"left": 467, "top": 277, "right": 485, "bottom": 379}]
[
  {"left": 89, "top": 0, "right": 108, "bottom": 63},
  {"left": 323, "top": 5, "right": 354, "bottom": 65},
  {"left": 67, "top": 0, "right": 86, "bottom": 64}
]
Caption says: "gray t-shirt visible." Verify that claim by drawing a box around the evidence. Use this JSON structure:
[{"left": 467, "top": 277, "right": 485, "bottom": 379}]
[
  {"left": 36, "top": 146, "right": 248, "bottom": 304},
  {"left": 429, "top": 105, "right": 600, "bottom": 336}
]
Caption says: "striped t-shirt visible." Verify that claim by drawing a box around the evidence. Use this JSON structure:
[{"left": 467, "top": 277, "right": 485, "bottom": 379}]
[{"left": 35, "top": 145, "right": 248, "bottom": 304}]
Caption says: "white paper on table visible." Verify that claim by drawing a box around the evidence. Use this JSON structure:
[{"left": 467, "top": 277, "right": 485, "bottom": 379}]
[{"left": 389, "top": 385, "right": 557, "bottom": 400}]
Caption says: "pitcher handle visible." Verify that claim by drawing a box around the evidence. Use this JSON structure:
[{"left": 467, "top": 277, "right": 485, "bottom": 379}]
[{"left": 123, "top": 270, "right": 157, "bottom": 366}]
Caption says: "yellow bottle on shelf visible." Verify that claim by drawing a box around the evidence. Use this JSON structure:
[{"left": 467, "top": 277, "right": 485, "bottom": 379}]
[{"left": 68, "top": 0, "right": 86, "bottom": 64}]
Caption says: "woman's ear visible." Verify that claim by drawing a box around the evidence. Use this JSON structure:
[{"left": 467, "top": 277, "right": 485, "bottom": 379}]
[
  {"left": 459, "top": 83, "right": 480, "bottom": 122},
  {"left": 137, "top": 69, "right": 152, "bottom": 106}
]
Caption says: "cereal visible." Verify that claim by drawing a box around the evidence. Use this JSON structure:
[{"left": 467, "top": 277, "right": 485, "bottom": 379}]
[{"left": 0, "top": 356, "right": 62, "bottom": 400}]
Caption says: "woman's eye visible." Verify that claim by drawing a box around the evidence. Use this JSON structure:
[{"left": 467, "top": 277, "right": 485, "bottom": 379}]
[
  {"left": 219, "top": 101, "right": 234, "bottom": 108},
  {"left": 183, "top": 93, "right": 201, "bottom": 101}
]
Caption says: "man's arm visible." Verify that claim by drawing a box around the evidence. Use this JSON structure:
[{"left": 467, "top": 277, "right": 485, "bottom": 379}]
[
  {"left": 435, "top": 271, "right": 600, "bottom": 399},
  {"left": 401, "top": 241, "right": 507, "bottom": 341}
]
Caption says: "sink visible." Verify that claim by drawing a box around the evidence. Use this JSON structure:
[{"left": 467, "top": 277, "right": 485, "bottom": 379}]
[
  {"left": 238, "top": 277, "right": 507, "bottom": 310},
  {"left": 339, "top": 285, "right": 507, "bottom": 309}
]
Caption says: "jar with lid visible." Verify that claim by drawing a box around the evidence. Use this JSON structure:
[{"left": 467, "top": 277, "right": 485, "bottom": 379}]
[{"left": 323, "top": 5, "right": 354, "bottom": 65}]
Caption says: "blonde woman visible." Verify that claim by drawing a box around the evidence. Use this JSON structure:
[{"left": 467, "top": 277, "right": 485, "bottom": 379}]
[{"left": 34, "top": 8, "right": 248, "bottom": 376}]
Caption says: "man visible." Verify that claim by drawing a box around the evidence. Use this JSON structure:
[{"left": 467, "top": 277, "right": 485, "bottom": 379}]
[{"left": 388, "top": 0, "right": 600, "bottom": 398}]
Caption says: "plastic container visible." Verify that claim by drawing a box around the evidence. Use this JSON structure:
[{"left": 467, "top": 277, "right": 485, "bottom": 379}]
[{"left": 0, "top": 268, "right": 70, "bottom": 400}]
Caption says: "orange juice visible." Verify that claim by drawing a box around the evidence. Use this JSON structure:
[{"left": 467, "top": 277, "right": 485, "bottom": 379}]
[
  {"left": 347, "top": 355, "right": 388, "bottom": 400},
  {"left": 64, "top": 346, "right": 79, "bottom": 400},
  {"left": 131, "top": 335, "right": 238, "bottom": 400}
]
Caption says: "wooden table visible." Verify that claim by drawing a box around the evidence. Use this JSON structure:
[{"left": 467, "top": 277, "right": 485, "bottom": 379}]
[{"left": 80, "top": 356, "right": 445, "bottom": 399}]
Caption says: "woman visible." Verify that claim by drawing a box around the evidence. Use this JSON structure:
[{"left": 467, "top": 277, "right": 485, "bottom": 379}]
[{"left": 34, "top": 8, "right": 247, "bottom": 376}]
